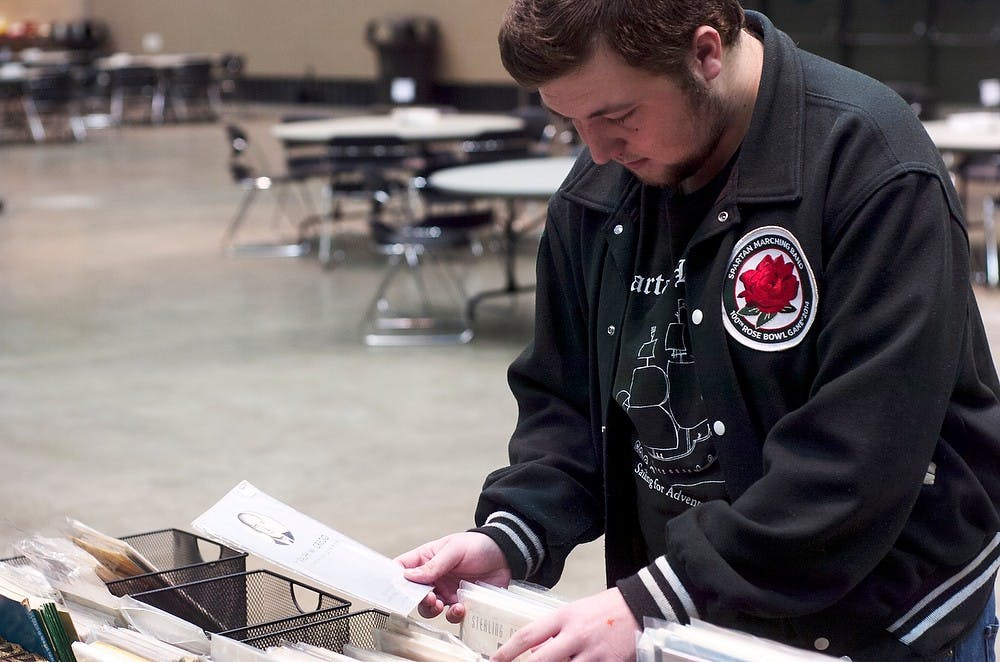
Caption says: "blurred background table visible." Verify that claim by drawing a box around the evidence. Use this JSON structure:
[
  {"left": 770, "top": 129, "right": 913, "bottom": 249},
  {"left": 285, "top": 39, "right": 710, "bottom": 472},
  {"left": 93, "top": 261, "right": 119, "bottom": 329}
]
[
  {"left": 924, "top": 112, "right": 1000, "bottom": 287},
  {"left": 427, "top": 155, "right": 577, "bottom": 318},
  {"left": 270, "top": 107, "right": 524, "bottom": 144}
]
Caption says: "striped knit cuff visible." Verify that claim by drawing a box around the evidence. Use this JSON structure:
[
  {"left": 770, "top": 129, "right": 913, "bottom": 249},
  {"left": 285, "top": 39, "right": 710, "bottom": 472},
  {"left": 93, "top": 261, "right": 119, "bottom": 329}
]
[
  {"left": 887, "top": 531, "right": 1000, "bottom": 650},
  {"left": 617, "top": 556, "right": 700, "bottom": 626},
  {"left": 470, "top": 511, "right": 545, "bottom": 580}
]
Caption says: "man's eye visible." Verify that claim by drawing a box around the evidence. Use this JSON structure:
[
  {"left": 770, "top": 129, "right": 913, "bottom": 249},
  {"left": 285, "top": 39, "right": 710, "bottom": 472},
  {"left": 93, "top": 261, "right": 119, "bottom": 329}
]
[{"left": 609, "top": 110, "right": 635, "bottom": 126}]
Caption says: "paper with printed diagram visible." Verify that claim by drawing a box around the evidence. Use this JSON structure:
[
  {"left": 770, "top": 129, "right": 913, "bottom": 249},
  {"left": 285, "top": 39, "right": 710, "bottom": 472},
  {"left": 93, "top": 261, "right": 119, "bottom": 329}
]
[{"left": 190, "top": 480, "right": 429, "bottom": 615}]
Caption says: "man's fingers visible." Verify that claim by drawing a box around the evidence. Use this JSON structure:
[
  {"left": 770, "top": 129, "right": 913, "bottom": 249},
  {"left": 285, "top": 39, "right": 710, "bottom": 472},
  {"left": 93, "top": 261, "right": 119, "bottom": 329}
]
[
  {"left": 393, "top": 548, "right": 423, "bottom": 568},
  {"left": 402, "top": 564, "right": 436, "bottom": 583},
  {"left": 401, "top": 541, "right": 461, "bottom": 583},
  {"left": 491, "top": 619, "right": 560, "bottom": 662},
  {"left": 416, "top": 592, "right": 444, "bottom": 619},
  {"left": 445, "top": 601, "right": 466, "bottom": 624}
]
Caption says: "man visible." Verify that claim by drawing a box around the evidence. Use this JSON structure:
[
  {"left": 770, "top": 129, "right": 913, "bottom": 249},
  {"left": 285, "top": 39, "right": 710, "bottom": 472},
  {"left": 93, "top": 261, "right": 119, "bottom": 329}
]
[{"left": 397, "top": 1, "right": 1000, "bottom": 660}]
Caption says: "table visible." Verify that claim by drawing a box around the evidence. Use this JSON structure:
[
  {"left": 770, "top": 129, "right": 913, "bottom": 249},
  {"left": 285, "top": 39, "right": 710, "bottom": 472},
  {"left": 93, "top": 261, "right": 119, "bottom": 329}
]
[
  {"left": 94, "top": 52, "right": 220, "bottom": 70},
  {"left": 268, "top": 109, "right": 530, "bottom": 266},
  {"left": 428, "top": 155, "right": 577, "bottom": 198},
  {"left": 428, "top": 156, "right": 577, "bottom": 318},
  {"left": 923, "top": 112, "right": 1000, "bottom": 287},
  {"left": 922, "top": 113, "right": 1000, "bottom": 154},
  {"left": 270, "top": 108, "right": 525, "bottom": 144}
]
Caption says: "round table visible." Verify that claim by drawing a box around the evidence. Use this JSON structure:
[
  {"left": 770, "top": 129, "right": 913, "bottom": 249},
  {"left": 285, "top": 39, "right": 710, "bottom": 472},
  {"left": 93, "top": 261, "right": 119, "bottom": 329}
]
[
  {"left": 923, "top": 113, "right": 1000, "bottom": 287},
  {"left": 922, "top": 113, "right": 1000, "bottom": 154},
  {"left": 270, "top": 109, "right": 525, "bottom": 144},
  {"left": 427, "top": 155, "right": 578, "bottom": 318},
  {"left": 427, "top": 155, "right": 576, "bottom": 199}
]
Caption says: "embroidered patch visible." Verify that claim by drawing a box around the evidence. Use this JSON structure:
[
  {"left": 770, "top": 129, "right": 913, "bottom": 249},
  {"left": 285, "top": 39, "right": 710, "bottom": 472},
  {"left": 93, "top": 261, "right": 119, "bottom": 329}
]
[{"left": 722, "top": 226, "right": 818, "bottom": 352}]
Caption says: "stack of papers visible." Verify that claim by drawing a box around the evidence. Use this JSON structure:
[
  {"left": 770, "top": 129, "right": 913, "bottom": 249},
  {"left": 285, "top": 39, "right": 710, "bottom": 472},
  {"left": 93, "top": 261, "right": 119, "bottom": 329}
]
[
  {"left": 456, "top": 581, "right": 565, "bottom": 658},
  {"left": 367, "top": 613, "right": 479, "bottom": 661},
  {"left": 637, "top": 619, "right": 849, "bottom": 662},
  {"left": 73, "top": 625, "right": 204, "bottom": 662}
]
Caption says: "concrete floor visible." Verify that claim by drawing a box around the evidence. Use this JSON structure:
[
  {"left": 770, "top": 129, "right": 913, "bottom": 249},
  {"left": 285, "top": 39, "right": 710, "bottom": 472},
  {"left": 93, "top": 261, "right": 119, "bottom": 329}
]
[
  {"left": 0, "top": 108, "right": 608, "bottom": 607},
  {"left": 0, "top": 108, "right": 998, "bottom": 623}
]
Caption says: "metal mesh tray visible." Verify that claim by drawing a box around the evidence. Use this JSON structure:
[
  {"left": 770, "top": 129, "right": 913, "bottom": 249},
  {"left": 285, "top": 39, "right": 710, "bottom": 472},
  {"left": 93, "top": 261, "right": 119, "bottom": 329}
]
[
  {"left": 2, "top": 527, "right": 246, "bottom": 595},
  {"left": 128, "top": 569, "right": 351, "bottom": 639},
  {"left": 107, "top": 528, "right": 247, "bottom": 596},
  {"left": 242, "top": 608, "right": 389, "bottom": 652}
]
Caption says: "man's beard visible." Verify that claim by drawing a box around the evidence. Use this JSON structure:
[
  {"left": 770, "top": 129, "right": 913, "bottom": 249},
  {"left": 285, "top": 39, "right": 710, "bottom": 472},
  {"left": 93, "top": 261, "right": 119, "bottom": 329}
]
[{"left": 634, "top": 81, "right": 731, "bottom": 189}]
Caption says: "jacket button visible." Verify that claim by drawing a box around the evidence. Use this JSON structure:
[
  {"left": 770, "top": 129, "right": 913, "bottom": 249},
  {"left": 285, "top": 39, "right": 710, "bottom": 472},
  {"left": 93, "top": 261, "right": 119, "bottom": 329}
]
[
  {"left": 607, "top": 325, "right": 616, "bottom": 335},
  {"left": 713, "top": 420, "right": 726, "bottom": 436},
  {"left": 691, "top": 309, "right": 704, "bottom": 325},
  {"left": 813, "top": 638, "right": 830, "bottom": 651},
  {"left": 613, "top": 224, "right": 624, "bottom": 235},
  {"left": 717, "top": 211, "right": 729, "bottom": 223}
]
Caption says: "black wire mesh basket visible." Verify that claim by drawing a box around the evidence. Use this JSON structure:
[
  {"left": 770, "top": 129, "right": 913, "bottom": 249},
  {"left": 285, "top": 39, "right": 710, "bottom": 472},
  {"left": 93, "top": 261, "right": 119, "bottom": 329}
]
[
  {"left": 2, "top": 527, "right": 246, "bottom": 595},
  {"left": 106, "top": 528, "right": 246, "bottom": 596},
  {"left": 127, "top": 569, "right": 351, "bottom": 640},
  {"left": 241, "top": 608, "right": 389, "bottom": 652}
]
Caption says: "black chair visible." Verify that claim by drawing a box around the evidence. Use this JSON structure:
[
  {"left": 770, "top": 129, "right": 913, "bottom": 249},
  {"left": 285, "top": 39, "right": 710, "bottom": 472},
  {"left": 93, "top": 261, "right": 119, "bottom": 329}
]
[
  {"left": 415, "top": 124, "right": 551, "bottom": 324},
  {"left": 307, "top": 134, "right": 424, "bottom": 267},
  {"left": 108, "top": 64, "right": 164, "bottom": 125},
  {"left": 359, "top": 155, "right": 503, "bottom": 346},
  {"left": 21, "top": 68, "right": 86, "bottom": 142},
  {"left": 362, "top": 202, "right": 497, "bottom": 346},
  {"left": 167, "top": 60, "right": 219, "bottom": 122},
  {"left": 0, "top": 75, "right": 28, "bottom": 142},
  {"left": 219, "top": 123, "right": 316, "bottom": 257}
]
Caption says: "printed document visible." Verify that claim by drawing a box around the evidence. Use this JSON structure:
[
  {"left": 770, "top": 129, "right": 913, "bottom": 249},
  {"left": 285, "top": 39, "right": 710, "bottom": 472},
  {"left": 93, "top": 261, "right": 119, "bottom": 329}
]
[{"left": 191, "top": 481, "right": 429, "bottom": 615}]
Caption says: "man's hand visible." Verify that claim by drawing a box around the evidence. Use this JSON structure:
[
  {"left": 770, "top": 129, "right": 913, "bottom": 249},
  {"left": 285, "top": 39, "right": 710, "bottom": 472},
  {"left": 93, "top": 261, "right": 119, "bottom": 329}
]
[
  {"left": 491, "top": 588, "right": 639, "bottom": 662},
  {"left": 395, "top": 531, "right": 512, "bottom": 622}
]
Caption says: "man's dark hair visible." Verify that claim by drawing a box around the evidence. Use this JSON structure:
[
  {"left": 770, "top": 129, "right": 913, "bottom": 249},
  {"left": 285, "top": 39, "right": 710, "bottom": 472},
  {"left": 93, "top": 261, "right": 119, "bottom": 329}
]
[{"left": 498, "top": 0, "right": 746, "bottom": 89}]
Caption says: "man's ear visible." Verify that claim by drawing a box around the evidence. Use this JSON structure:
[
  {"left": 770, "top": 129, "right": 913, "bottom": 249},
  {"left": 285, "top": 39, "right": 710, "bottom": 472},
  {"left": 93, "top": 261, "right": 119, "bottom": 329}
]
[{"left": 691, "top": 26, "right": 723, "bottom": 83}]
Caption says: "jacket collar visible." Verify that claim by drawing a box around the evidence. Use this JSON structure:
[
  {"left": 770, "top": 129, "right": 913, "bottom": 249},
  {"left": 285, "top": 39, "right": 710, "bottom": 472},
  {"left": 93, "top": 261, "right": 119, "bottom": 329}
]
[{"left": 559, "top": 10, "right": 804, "bottom": 212}]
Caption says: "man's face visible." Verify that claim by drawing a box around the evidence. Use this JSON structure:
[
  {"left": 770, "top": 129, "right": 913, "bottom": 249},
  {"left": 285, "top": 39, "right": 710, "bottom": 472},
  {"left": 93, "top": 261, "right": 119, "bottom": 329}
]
[{"left": 539, "top": 42, "right": 731, "bottom": 189}]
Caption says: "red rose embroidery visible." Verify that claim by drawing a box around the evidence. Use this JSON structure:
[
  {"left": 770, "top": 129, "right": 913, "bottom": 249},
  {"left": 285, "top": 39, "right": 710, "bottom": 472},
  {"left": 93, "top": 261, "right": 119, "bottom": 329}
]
[{"left": 737, "top": 254, "right": 799, "bottom": 328}]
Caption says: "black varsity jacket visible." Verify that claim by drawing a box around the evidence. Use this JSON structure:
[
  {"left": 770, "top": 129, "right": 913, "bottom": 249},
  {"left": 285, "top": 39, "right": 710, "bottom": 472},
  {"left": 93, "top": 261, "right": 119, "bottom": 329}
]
[{"left": 473, "top": 11, "right": 1000, "bottom": 661}]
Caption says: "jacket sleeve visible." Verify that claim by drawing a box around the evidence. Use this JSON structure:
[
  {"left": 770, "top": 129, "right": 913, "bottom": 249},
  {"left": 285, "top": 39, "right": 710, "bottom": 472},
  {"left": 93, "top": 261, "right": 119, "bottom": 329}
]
[
  {"left": 618, "top": 168, "right": 980, "bottom": 625},
  {"left": 473, "top": 199, "right": 606, "bottom": 587}
]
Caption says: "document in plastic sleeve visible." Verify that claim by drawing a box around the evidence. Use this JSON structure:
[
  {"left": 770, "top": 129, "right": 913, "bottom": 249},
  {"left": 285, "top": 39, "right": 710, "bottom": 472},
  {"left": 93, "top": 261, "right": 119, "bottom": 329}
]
[{"left": 190, "top": 481, "right": 429, "bottom": 615}]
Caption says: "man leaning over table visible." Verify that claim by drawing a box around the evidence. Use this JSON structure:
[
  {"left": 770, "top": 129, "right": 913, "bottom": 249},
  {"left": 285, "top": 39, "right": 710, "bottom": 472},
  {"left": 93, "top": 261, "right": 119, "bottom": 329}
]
[{"left": 396, "top": 0, "right": 1000, "bottom": 660}]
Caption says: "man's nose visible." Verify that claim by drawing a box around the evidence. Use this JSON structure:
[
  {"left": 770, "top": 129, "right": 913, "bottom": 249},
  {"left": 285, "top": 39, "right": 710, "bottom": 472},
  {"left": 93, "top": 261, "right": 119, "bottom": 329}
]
[{"left": 576, "top": 121, "right": 620, "bottom": 165}]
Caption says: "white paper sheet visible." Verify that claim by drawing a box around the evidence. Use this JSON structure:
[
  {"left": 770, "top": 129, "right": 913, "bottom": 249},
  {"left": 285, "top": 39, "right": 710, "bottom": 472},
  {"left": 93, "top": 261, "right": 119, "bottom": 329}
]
[{"left": 190, "top": 481, "right": 429, "bottom": 615}]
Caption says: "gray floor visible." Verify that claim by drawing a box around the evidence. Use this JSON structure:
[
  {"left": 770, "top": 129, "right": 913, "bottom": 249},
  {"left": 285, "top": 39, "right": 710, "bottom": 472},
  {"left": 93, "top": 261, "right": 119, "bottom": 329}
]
[
  {"left": 0, "top": 108, "right": 608, "bottom": 606},
  {"left": 1, "top": 108, "right": 998, "bottom": 621}
]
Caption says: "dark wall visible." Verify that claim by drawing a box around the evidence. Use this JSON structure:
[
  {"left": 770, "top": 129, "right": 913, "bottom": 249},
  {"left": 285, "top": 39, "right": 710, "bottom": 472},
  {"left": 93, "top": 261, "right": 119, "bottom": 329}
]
[
  {"left": 242, "top": 1, "right": 997, "bottom": 113},
  {"left": 742, "top": 0, "right": 1000, "bottom": 115}
]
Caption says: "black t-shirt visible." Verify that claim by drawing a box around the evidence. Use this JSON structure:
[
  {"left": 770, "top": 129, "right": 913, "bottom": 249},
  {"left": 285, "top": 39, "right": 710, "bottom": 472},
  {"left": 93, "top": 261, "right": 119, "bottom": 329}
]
[{"left": 613, "top": 164, "right": 734, "bottom": 560}]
